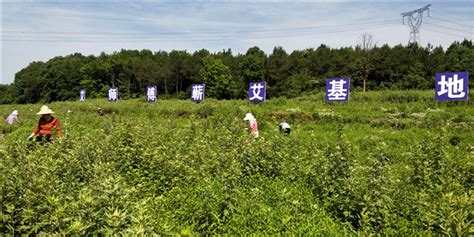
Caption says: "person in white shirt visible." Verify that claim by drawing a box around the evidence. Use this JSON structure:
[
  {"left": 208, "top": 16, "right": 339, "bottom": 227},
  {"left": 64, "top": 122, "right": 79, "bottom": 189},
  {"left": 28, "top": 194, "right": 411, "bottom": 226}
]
[
  {"left": 279, "top": 120, "right": 291, "bottom": 135},
  {"left": 243, "top": 113, "right": 259, "bottom": 138},
  {"left": 6, "top": 110, "right": 19, "bottom": 125}
]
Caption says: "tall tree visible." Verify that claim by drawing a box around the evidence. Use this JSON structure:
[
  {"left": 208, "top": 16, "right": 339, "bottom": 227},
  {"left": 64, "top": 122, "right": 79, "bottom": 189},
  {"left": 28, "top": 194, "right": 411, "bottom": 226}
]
[
  {"left": 13, "top": 61, "right": 48, "bottom": 103},
  {"left": 80, "top": 53, "right": 111, "bottom": 98},
  {"left": 199, "top": 56, "right": 233, "bottom": 99},
  {"left": 154, "top": 51, "right": 171, "bottom": 95},
  {"left": 241, "top": 46, "right": 266, "bottom": 84},
  {"left": 359, "top": 33, "right": 375, "bottom": 92},
  {"left": 169, "top": 50, "right": 192, "bottom": 97},
  {"left": 266, "top": 47, "right": 289, "bottom": 98}
]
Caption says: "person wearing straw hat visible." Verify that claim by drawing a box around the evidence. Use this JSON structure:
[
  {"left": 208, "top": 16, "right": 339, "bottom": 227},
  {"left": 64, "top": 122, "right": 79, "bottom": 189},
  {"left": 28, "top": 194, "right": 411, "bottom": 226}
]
[
  {"left": 27, "top": 105, "right": 62, "bottom": 142},
  {"left": 6, "top": 110, "right": 19, "bottom": 125},
  {"left": 243, "top": 113, "right": 259, "bottom": 138}
]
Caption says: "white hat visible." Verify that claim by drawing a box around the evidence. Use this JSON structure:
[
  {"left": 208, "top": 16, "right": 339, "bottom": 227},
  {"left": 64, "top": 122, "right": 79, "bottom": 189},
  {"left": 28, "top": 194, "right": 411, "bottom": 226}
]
[
  {"left": 243, "top": 113, "right": 255, "bottom": 121},
  {"left": 12, "top": 110, "right": 18, "bottom": 116},
  {"left": 36, "top": 105, "right": 55, "bottom": 115}
]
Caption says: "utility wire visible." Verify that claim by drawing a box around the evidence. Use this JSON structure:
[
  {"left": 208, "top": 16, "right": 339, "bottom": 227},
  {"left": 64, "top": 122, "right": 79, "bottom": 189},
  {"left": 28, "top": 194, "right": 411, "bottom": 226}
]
[
  {"left": 2, "top": 19, "right": 400, "bottom": 36},
  {"left": 429, "top": 16, "right": 473, "bottom": 29},
  {"left": 423, "top": 27, "right": 472, "bottom": 39},
  {"left": 1, "top": 22, "right": 399, "bottom": 42},
  {"left": 3, "top": 22, "right": 400, "bottom": 40},
  {"left": 424, "top": 22, "right": 473, "bottom": 35}
]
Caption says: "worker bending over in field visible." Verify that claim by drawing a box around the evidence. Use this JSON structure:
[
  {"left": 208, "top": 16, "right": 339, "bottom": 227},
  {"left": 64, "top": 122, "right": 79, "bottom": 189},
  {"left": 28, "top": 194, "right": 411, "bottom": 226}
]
[
  {"left": 279, "top": 120, "right": 291, "bottom": 135},
  {"left": 97, "top": 107, "right": 104, "bottom": 116},
  {"left": 28, "top": 105, "right": 62, "bottom": 142},
  {"left": 6, "top": 110, "right": 19, "bottom": 125},
  {"left": 244, "top": 113, "right": 259, "bottom": 138}
]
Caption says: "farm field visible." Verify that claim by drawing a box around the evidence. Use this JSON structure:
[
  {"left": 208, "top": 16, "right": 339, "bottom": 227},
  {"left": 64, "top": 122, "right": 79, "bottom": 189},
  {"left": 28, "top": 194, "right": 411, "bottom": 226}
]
[{"left": 0, "top": 90, "right": 473, "bottom": 235}]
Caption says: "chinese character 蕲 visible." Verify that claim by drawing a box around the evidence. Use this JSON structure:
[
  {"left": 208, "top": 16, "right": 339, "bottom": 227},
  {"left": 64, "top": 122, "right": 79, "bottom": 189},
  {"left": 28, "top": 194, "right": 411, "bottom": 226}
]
[{"left": 191, "top": 84, "right": 205, "bottom": 102}]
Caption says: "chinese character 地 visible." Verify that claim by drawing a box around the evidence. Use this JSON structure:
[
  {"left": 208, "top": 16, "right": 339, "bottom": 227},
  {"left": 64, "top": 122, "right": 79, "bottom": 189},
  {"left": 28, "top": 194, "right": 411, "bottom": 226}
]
[
  {"left": 192, "top": 85, "right": 204, "bottom": 101},
  {"left": 327, "top": 80, "right": 347, "bottom": 100},
  {"left": 249, "top": 83, "right": 264, "bottom": 101},
  {"left": 437, "top": 74, "right": 465, "bottom": 99}
]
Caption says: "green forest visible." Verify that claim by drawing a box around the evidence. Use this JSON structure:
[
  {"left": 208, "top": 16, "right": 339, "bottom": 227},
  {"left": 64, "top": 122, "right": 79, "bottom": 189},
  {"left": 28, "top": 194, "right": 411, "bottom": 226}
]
[{"left": 1, "top": 40, "right": 472, "bottom": 104}]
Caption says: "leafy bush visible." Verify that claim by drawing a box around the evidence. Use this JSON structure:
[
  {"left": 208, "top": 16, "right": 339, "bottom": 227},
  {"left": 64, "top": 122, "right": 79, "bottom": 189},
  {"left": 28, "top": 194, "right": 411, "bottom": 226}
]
[{"left": 0, "top": 91, "right": 472, "bottom": 235}]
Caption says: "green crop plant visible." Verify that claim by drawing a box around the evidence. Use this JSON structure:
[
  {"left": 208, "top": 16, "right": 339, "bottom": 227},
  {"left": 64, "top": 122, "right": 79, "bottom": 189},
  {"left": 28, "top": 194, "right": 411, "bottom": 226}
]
[{"left": 0, "top": 90, "right": 472, "bottom": 235}]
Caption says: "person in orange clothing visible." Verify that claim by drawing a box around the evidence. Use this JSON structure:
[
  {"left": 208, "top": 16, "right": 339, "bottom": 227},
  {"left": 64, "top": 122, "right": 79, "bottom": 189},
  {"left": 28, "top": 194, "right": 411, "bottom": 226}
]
[{"left": 28, "top": 105, "right": 62, "bottom": 142}]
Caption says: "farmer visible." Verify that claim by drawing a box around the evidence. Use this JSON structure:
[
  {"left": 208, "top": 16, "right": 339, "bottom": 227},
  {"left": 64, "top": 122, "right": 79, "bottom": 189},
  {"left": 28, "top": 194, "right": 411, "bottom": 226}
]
[
  {"left": 6, "top": 110, "right": 19, "bottom": 124},
  {"left": 243, "top": 113, "right": 259, "bottom": 138},
  {"left": 97, "top": 107, "right": 104, "bottom": 116},
  {"left": 28, "top": 105, "right": 62, "bottom": 142},
  {"left": 279, "top": 120, "right": 291, "bottom": 135}
]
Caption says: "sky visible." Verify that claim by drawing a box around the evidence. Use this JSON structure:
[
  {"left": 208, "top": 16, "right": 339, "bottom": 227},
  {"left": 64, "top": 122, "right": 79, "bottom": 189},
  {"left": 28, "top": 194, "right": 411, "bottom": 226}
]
[{"left": 1, "top": 0, "right": 473, "bottom": 84}]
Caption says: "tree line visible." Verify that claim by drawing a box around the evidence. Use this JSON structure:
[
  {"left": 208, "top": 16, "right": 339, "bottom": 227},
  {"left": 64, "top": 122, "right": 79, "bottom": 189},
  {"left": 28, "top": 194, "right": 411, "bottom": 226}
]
[{"left": 0, "top": 39, "right": 472, "bottom": 104}]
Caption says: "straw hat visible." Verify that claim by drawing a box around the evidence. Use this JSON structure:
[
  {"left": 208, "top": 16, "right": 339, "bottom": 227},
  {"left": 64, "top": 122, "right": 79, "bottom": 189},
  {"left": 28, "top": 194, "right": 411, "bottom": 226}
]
[
  {"left": 36, "top": 105, "right": 55, "bottom": 115},
  {"left": 12, "top": 110, "right": 18, "bottom": 116},
  {"left": 243, "top": 113, "right": 255, "bottom": 121}
]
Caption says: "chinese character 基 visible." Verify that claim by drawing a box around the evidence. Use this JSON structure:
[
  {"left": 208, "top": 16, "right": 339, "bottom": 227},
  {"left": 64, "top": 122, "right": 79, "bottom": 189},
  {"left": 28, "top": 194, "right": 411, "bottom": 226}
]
[{"left": 326, "top": 78, "right": 350, "bottom": 102}]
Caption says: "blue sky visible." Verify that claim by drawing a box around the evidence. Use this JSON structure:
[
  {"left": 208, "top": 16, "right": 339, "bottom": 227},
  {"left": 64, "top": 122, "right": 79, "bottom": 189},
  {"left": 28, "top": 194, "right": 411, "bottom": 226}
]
[{"left": 1, "top": 0, "right": 473, "bottom": 84}]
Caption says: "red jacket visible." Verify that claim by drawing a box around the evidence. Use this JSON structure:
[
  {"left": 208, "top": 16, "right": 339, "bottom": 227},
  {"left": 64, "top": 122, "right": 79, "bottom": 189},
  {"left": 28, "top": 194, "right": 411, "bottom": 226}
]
[{"left": 34, "top": 116, "right": 62, "bottom": 138}]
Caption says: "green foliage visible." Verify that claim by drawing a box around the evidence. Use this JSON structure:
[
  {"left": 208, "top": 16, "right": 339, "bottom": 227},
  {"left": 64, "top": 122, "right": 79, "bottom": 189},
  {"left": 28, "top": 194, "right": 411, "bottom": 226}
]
[
  {"left": 0, "top": 92, "right": 472, "bottom": 235},
  {"left": 3, "top": 40, "right": 473, "bottom": 104},
  {"left": 281, "top": 70, "right": 318, "bottom": 98},
  {"left": 241, "top": 46, "right": 266, "bottom": 84},
  {"left": 0, "top": 85, "right": 17, "bottom": 104},
  {"left": 265, "top": 46, "right": 290, "bottom": 97},
  {"left": 199, "top": 56, "right": 233, "bottom": 99}
]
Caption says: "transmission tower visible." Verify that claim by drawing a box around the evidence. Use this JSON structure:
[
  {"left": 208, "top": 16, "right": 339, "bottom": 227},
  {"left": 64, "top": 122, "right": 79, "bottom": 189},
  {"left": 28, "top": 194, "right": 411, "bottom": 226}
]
[{"left": 401, "top": 4, "right": 431, "bottom": 44}]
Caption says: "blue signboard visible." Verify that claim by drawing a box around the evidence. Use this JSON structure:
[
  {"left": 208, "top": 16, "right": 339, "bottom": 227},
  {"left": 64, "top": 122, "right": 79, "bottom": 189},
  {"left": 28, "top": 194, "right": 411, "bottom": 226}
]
[{"left": 326, "top": 78, "right": 350, "bottom": 102}]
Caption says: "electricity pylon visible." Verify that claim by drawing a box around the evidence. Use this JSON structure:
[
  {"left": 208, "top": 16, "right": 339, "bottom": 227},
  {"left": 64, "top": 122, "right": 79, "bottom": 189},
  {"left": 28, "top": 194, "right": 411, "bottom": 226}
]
[{"left": 401, "top": 4, "right": 431, "bottom": 44}]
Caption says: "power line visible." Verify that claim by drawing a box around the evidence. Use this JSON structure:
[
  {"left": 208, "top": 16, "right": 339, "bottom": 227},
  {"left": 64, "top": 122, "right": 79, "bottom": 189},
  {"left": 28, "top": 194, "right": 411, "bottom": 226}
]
[
  {"left": 2, "top": 19, "right": 400, "bottom": 36},
  {"left": 424, "top": 27, "right": 472, "bottom": 39},
  {"left": 429, "top": 16, "right": 473, "bottom": 29},
  {"left": 424, "top": 22, "right": 473, "bottom": 35},
  {"left": 1, "top": 22, "right": 399, "bottom": 43},
  {"left": 3, "top": 23, "right": 399, "bottom": 41}
]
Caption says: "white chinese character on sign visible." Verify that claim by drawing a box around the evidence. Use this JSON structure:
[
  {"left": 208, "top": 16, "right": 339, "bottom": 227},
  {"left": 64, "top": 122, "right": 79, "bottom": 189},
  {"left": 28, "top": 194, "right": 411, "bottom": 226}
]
[
  {"left": 109, "top": 88, "right": 117, "bottom": 101},
  {"left": 249, "top": 83, "right": 264, "bottom": 100},
  {"left": 327, "top": 80, "right": 347, "bottom": 100},
  {"left": 80, "top": 90, "right": 85, "bottom": 101},
  {"left": 437, "top": 74, "right": 465, "bottom": 99},
  {"left": 192, "top": 85, "right": 204, "bottom": 101},
  {"left": 147, "top": 87, "right": 156, "bottom": 101}
]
